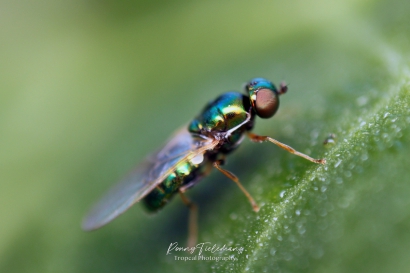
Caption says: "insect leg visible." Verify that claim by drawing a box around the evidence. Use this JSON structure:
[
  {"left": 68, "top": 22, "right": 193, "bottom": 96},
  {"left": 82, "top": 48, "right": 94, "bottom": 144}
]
[
  {"left": 247, "top": 132, "right": 326, "bottom": 164},
  {"left": 213, "top": 160, "right": 260, "bottom": 212},
  {"left": 178, "top": 190, "right": 198, "bottom": 248}
]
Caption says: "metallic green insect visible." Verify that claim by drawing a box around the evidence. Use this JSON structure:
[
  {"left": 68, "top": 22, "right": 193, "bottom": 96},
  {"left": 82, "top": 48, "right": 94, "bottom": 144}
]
[{"left": 82, "top": 78, "right": 326, "bottom": 246}]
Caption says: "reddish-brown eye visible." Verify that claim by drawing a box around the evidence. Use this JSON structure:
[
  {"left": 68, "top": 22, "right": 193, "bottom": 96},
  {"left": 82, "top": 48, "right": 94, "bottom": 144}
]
[{"left": 255, "top": 88, "right": 279, "bottom": 118}]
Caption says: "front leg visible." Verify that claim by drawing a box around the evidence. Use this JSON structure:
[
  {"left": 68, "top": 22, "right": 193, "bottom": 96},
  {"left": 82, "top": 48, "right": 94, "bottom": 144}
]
[{"left": 247, "top": 132, "right": 326, "bottom": 164}]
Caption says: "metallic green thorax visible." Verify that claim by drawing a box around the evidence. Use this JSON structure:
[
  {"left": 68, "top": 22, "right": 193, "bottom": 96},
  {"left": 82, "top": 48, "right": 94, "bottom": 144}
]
[
  {"left": 144, "top": 92, "right": 255, "bottom": 211},
  {"left": 189, "top": 92, "right": 254, "bottom": 153}
]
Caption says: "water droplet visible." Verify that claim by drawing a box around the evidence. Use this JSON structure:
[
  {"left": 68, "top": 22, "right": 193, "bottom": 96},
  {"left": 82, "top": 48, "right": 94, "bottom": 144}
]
[
  {"left": 356, "top": 96, "right": 368, "bottom": 106},
  {"left": 270, "top": 248, "right": 276, "bottom": 256},
  {"left": 279, "top": 190, "right": 286, "bottom": 198},
  {"left": 298, "top": 226, "right": 306, "bottom": 235},
  {"left": 318, "top": 208, "right": 327, "bottom": 217},
  {"left": 338, "top": 194, "right": 353, "bottom": 208},
  {"left": 334, "top": 159, "right": 342, "bottom": 168},
  {"left": 295, "top": 210, "right": 301, "bottom": 216},
  {"left": 323, "top": 133, "right": 337, "bottom": 146}
]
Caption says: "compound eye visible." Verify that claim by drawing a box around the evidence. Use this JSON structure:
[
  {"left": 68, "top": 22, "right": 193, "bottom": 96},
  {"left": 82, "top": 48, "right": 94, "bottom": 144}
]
[{"left": 255, "top": 88, "right": 279, "bottom": 118}]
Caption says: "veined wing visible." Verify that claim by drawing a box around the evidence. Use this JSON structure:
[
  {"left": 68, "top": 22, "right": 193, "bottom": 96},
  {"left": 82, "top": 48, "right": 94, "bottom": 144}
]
[{"left": 82, "top": 127, "right": 218, "bottom": 231}]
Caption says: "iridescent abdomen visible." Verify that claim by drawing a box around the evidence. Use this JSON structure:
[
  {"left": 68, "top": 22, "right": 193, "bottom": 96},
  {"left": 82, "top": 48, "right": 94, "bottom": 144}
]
[{"left": 143, "top": 158, "right": 212, "bottom": 211}]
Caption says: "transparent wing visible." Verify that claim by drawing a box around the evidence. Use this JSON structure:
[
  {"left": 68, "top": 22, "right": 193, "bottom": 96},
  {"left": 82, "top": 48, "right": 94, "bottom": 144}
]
[{"left": 82, "top": 127, "right": 218, "bottom": 231}]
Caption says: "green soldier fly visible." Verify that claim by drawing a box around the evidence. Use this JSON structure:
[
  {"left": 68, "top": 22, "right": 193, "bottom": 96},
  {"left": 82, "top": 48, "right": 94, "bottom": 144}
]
[{"left": 82, "top": 78, "right": 326, "bottom": 247}]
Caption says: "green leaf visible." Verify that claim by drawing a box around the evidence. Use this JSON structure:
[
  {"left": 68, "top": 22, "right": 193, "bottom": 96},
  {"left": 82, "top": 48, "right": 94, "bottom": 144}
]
[{"left": 1, "top": 1, "right": 410, "bottom": 273}]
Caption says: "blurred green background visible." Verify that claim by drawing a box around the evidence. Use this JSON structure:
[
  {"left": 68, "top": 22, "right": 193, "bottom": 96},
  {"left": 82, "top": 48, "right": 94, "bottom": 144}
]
[{"left": 1, "top": 0, "right": 410, "bottom": 272}]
